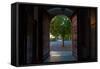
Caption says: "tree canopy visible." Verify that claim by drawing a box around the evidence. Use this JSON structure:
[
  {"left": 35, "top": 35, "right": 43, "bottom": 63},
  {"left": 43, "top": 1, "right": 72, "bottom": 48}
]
[
  {"left": 50, "top": 15, "right": 72, "bottom": 47},
  {"left": 50, "top": 15, "right": 71, "bottom": 38}
]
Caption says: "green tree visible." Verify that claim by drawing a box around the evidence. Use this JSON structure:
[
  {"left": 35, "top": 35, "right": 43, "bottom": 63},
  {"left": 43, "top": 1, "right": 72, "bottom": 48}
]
[{"left": 50, "top": 15, "right": 71, "bottom": 47}]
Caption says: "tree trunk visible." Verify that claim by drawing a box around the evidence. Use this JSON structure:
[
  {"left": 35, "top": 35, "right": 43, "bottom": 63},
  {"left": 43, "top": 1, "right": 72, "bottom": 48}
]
[{"left": 62, "top": 36, "right": 64, "bottom": 47}]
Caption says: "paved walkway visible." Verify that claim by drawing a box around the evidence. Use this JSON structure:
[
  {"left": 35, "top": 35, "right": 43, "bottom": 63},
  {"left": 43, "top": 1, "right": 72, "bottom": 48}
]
[
  {"left": 50, "top": 40, "right": 72, "bottom": 47},
  {"left": 45, "top": 40, "right": 77, "bottom": 62},
  {"left": 45, "top": 51, "right": 77, "bottom": 62},
  {"left": 50, "top": 40, "right": 72, "bottom": 51}
]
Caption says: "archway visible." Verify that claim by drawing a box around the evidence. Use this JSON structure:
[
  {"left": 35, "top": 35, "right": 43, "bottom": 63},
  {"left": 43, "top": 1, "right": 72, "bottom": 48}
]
[
  {"left": 42, "top": 7, "right": 78, "bottom": 62},
  {"left": 44, "top": 15, "right": 77, "bottom": 62}
]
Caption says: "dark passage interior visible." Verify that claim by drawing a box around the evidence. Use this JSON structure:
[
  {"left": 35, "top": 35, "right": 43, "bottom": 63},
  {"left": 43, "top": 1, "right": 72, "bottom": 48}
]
[{"left": 11, "top": 3, "right": 97, "bottom": 66}]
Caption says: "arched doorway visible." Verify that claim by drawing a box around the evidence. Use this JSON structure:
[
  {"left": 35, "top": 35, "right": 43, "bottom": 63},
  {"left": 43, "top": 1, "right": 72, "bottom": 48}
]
[
  {"left": 42, "top": 8, "right": 78, "bottom": 62},
  {"left": 45, "top": 15, "right": 77, "bottom": 62}
]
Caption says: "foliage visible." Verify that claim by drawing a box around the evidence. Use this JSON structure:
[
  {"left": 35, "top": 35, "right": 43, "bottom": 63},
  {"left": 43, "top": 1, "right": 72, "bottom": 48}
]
[
  {"left": 50, "top": 15, "right": 72, "bottom": 47},
  {"left": 50, "top": 38, "right": 57, "bottom": 41},
  {"left": 50, "top": 15, "right": 71, "bottom": 39}
]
